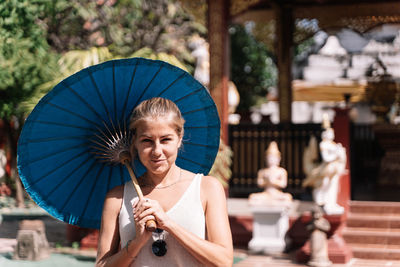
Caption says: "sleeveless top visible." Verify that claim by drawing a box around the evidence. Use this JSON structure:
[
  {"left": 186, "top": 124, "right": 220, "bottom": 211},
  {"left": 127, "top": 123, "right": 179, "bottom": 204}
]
[{"left": 119, "top": 173, "right": 205, "bottom": 267}]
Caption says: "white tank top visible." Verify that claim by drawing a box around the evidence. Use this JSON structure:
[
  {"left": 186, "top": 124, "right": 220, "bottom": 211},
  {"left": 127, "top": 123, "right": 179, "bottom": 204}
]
[{"left": 119, "top": 173, "right": 205, "bottom": 267}]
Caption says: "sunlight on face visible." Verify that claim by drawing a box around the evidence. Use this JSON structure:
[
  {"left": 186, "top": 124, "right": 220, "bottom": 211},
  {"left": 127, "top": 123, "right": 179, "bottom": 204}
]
[{"left": 134, "top": 116, "right": 182, "bottom": 176}]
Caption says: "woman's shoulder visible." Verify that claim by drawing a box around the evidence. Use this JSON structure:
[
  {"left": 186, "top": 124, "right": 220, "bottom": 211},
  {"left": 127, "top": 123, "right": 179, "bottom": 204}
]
[
  {"left": 105, "top": 185, "right": 124, "bottom": 200},
  {"left": 200, "top": 175, "right": 225, "bottom": 195}
]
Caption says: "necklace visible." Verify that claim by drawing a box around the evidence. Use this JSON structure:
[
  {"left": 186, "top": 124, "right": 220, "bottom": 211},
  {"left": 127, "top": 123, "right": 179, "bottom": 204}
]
[{"left": 141, "top": 168, "right": 182, "bottom": 189}]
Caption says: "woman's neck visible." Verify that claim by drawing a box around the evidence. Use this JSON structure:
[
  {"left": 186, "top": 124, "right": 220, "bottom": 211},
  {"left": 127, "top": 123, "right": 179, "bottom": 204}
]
[{"left": 144, "top": 165, "right": 181, "bottom": 188}]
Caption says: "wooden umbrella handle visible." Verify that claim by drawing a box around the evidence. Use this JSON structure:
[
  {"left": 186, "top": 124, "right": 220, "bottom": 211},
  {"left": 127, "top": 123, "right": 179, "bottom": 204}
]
[{"left": 121, "top": 154, "right": 157, "bottom": 232}]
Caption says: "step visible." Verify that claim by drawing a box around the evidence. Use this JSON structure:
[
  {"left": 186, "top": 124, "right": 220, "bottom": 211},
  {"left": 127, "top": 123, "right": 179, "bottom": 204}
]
[
  {"left": 348, "top": 244, "right": 400, "bottom": 260},
  {"left": 343, "top": 227, "right": 400, "bottom": 245},
  {"left": 347, "top": 213, "right": 400, "bottom": 229},
  {"left": 350, "top": 201, "right": 400, "bottom": 214}
]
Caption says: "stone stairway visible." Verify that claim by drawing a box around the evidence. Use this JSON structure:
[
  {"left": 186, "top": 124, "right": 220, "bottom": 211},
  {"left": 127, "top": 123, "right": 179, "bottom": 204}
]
[{"left": 343, "top": 200, "right": 400, "bottom": 260}]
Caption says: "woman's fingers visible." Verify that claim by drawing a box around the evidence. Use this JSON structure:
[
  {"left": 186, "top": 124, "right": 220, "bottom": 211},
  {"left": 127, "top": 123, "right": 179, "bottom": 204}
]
[
  {"left": 136, "top": 214, "right": 156, "bottom": 225},
  {"left": 133, "top": 198, "right": 167, "bottom": 226}
]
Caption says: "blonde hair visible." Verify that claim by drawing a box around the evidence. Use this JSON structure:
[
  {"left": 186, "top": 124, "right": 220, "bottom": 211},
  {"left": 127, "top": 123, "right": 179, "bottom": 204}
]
[{"left": 129, "top": 97, "right": 185, "bottom": 138}]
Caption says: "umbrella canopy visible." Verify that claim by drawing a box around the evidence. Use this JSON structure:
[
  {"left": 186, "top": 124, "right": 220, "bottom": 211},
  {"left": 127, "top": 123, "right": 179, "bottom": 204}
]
[{"left": 17, "top": 58, "right": 220, "bottom": 229}]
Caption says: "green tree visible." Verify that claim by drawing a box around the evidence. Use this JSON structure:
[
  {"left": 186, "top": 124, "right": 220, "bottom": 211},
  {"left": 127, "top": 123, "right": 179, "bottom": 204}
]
[
  {"left": 43, "top": 0, "right": 203, "bottom": 72},
  {"left": 0, "top": 0, "right": 58, "bottom": 206},
  {"left": 230, "top": 24, "right": 277, "bottom": 113}
]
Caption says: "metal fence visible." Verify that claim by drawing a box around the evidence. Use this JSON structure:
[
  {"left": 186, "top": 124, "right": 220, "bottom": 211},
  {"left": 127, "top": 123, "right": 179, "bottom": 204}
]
[
  {"left": 349, "top": 123, "right": 384, "bottom": 199},
  {"left": 228, "top": 123, "right": 323, "bottom": 198}
]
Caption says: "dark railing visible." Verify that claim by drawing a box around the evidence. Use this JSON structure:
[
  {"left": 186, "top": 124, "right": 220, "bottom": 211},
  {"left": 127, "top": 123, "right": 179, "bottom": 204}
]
[
  {"left": 349, "top": 123, "right": 384, "bottom": 199},
  {"left": 228, "top": 123, "right": 322, "bottom": 198}
]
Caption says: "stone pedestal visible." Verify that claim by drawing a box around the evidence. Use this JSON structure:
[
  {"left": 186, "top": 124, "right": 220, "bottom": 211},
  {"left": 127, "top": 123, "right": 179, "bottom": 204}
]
[
  {"left": 248, "top": 205, "right": 289, "bottom": 254},
  {"left": 13, "top": 220, "right": 50, "bottom": 261}
]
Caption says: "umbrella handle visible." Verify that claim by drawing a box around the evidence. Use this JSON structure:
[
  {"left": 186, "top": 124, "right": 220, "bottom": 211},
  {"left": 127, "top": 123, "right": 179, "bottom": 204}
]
[{"left": 122, "top": 157, "right": 157, "bottom": 232}]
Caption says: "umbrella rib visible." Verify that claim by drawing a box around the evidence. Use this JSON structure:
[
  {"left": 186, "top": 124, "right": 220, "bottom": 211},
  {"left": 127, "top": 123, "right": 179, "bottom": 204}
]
[
  {"left": 181, "top": 105, "right": 215, "bottom": 115},
  {"left": 88, "top": 70, "right": 115, "bottom": 133},
  {"left": 59, "top": 160, "right": 98, "bottom": 212},
  {"left": 174, "top": 87, "right": 203, "bottom": 103},
  {"left": 101, "top": 120, "right": 120, "bottom": 145},
  {"left": 119, "top": 164, "right": 124, "bottom": 186},
  {"left": 46, "top": 154, "right": 93, "bottom": 199},
  {"left": 133, "top": 65, "right": 163, "bottom": 107},
  {"left": 92, "top": 130, "right": 116, "bottom": 147},
  {"left": 112, "top": 62, "right": 117, "bottom": 124},
  {"left": 64, "top": 84, "right": 105, "bottom": 123},
  {"left": 94, "top": 125, "right": 118, "bottom": 147},
  {"left": 106, "top": 165, "right": 113, "bottom": 192},
  {"left": 32, "top": 120, "right": 94, "bottom": 132},
  {"left": 25, "top": 149, "right": 90, "bottom": 189},
  {"left": 21, "top": 144, "right": 87, "bottom": 165},
  {"left": 178, "top": 156, "right": 210, "bottom": 169},
  {"left": 47, "top": 102, "right": 103, "bottom": 129},
  {"left": 156, "top": 73, "right": 186, "bottom": 97},
  {"left": 182, "top": 142, "right": 219, "bottom": 148},
  {"left": 79, "top": 164, "right": 106, "bottom": 221},
  {"left": 184, "top": 125, "right": 220, "bottom": 129},
  {"left": 121, "top": 61, "right": 138, "bottom": 122},
  {"left": 24, "top": 135, "right": 92, "bottom": 144}
]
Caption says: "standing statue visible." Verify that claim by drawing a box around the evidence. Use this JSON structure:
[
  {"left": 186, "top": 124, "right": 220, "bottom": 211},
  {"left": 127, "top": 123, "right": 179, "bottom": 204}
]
[
  {"left": 189, "top": 35, "right": 210, "bottom": 88},
  {"left": 249, "top": 141, "right": 292, "bottom": 205},
  {"left": 302, "top": 114, "right": 346, "bottom": 214},
  {"left": 307, "top": 206, "right": 332, "bottom": 267}
]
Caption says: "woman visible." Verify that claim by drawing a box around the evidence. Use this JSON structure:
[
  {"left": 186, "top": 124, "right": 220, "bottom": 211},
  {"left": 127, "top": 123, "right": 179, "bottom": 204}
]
[{"left": 96, "top": 97, "right": 233, "bottom": 267}]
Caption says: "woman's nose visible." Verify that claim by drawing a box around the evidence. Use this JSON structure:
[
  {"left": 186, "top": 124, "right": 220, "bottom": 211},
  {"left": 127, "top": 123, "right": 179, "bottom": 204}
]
[{"left": 152, "top": 142, "right": 162, "bottom": 156}]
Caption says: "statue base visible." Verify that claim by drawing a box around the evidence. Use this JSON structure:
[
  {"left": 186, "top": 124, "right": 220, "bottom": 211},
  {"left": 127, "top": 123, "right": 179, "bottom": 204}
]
[
  {"left": 13, "top": 220, "right": 50, "bottom": 261},
  {"left": 248, "top": 204, "right": 290, "bottom": 254}
]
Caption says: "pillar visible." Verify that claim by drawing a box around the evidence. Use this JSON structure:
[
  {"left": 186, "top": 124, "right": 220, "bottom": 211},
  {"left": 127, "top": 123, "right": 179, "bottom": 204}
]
[
  {"left": 208, "top": 0, "right": 230, "bottom": 143},
  {"left": 275, "top": 4, "right": 293, "bottom": 123}
]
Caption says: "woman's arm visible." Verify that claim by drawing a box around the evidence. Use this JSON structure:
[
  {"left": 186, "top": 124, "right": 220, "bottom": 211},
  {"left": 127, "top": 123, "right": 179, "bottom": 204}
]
[
  {"left": 95, "top": 186, "right": 151, "bottom": 267},
  {"left": 171, "top": 175, "right": 233, "bottom": 267}
]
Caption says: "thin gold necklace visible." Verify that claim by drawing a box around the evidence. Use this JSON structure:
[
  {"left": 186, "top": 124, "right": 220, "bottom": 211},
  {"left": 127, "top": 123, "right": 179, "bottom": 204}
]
[{"left": 143, "top": 168, "right": 182, "bottom": 189}]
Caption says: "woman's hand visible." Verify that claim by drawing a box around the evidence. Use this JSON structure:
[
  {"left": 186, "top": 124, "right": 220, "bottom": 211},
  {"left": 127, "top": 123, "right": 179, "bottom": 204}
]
[
  {"left": 133, "top": 198, "right": 171, "bottom": 230},
  {"left": 132, "top": 198, "right": 153, "bottom": 244}
]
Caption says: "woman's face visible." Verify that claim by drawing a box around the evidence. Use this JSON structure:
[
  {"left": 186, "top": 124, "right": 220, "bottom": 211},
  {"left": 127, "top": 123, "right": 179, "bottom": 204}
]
[{"left": 133, "top": 116, "right": 182, "bottom": 176}]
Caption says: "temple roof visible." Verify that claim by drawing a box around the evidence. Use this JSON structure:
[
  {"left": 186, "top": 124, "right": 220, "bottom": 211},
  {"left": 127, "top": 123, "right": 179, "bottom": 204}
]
[
  {"left": 180, "top": 0, "right": 400, "bottom": 35},
  {"left": 231, "top": 0, "right": 400, "bottom": 33}
]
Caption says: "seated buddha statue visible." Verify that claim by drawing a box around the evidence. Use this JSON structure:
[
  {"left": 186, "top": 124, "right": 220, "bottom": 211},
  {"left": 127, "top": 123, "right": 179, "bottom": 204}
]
[{"left": 249, "top": 141, "right": 293, "bottom": 205}]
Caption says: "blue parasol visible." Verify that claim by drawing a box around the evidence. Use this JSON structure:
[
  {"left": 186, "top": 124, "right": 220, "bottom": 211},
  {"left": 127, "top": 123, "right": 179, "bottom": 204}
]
[{"left": 17, "top": 58, "right": 220, "bottom": 229}]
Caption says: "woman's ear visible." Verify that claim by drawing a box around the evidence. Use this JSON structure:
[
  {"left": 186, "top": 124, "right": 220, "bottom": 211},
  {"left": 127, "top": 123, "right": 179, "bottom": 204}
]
[{"left": 177, "top": 135, "right": 183, "bottom": 150}]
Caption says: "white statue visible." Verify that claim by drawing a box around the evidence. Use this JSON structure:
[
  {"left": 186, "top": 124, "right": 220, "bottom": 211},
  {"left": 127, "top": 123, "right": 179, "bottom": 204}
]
[
  {"left": 249, "top": 142, "right": 292, "bottom": 205},
  {"left": 303, "top": 114, "right": 346, "bottom": 215},
  {"left": 189, "top": 35, "right": 210, "bottom": 88}
]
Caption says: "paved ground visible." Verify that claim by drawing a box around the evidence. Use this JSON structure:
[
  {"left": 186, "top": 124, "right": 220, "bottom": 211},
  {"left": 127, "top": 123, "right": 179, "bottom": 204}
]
[
  {"left": 2, "top": 238, "right": 400, "bottom": 266},
  {"left": 2, "top": 202, "right": 400, "bottom": 266},
  {"left": 233, "top": 249, "right": 400, "bottom": 267}
]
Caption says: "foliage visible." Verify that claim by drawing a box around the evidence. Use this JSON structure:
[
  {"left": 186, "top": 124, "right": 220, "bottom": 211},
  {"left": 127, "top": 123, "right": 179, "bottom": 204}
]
[
  {"left": 20, "top": 46, "right": 190, "bottom": 115},
  {"left": 43, "top": 0, "right": 200, "bottom": 71},
  {"left": 131, "top": 47, "right": 189, "bottom": 72},
  {"left": 0, "top": 0, "right": 58, "bottom": 119},
  {"left": 19, "top": 47, "right": 115, "bottom": 114},
  {"left": 230, "top": 24, "right": 277, "bottom": 112},
  {"left": 209, "top": 140, "right": 233, "bottom": 188}
]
